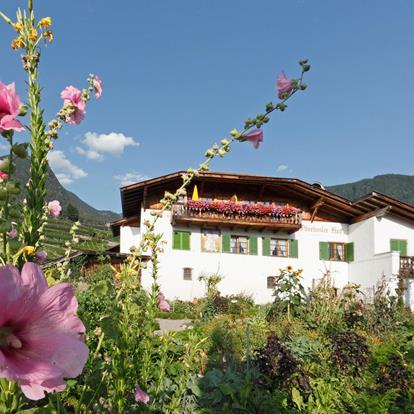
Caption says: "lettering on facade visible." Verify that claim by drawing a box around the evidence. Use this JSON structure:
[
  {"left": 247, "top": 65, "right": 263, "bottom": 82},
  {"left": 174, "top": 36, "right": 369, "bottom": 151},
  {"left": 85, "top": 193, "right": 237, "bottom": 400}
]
[{"left": 302, "top": 224, "right": 345, "bottom": 235}]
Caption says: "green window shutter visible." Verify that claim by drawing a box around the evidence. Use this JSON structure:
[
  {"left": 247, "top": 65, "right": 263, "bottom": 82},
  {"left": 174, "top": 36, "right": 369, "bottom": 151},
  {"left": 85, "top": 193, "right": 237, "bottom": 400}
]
[
  {"left": 249, "top": 236, "right": 258, "bottom": 255},
  {"left": 319, "top": 242, "right": 329, "bottom": 260},
  {"left": 390, "top": 239, "right": 399, "bottom": 252},
  {"left": 222, "top": 233, "right": 230, "bottom": 253},
  {"left": 400, "top": 240, "right": 408, "bottom": 256},
  {"left": 346, "top": 242, "right": 354, "bottom": 262},
  {"left": 289, "top": 239, "right": 298, "bottom": 258},
  {"left": 182, "top": 232, "right": 190, "bottom": 250},
  {"left": 263, "top": 237, "right": 271, "bottom": 256},
  {"left": 391, "top": 239, "right": 407, "bottom": 256},
  {"left": 173, "top": 231, "right": 181, "bottom": 250}
]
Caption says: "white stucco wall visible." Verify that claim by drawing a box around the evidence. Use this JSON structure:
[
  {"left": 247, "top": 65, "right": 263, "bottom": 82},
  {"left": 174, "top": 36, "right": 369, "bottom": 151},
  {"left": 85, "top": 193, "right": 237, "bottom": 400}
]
[
  {"left": 120, "top": 226, "right": 140, "bottom": 253},
  {"left": 118, "top": 208, "right": 414, "bottom": 307},
  {"left": 121, "top": 210, "right": 351, "bottom": 303},
  {"left": 348, "top": 251, "right": 400, "bottom": 297},
  {"left": 374, "top": 216, "right": 414, "bottom": 255}
]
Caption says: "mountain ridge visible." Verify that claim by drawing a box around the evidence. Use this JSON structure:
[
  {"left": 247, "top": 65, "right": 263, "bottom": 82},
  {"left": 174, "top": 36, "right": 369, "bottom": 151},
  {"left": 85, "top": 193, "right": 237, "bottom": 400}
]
[
  {"left": 327, "top": 173, "right": 414, "bottom": 206},
  {"left": 11, "top": 157, "right": 120, "bottom": 225}
]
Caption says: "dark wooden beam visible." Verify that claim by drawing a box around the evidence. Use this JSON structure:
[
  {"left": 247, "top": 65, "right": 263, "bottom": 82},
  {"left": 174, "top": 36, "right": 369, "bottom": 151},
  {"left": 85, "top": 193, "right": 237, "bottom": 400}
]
[
  {"left": 310, "top": 198, "right": 325, "bottom": 223},
  {"left": 351, "top": 206, "right": 392, "bottom": 224}
]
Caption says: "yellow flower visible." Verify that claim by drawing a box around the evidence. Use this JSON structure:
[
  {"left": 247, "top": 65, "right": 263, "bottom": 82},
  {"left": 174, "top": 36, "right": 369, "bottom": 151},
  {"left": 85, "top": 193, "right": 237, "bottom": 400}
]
[
  {"left": 11, "top": 36, "right": 25, "bottom": 50},
  {"left": 29, "top": 28, "right": 38, "bottom": 43},
  {"left": 287, "top": 265, "right": 293, "bottom": 272},
  {"left": 38, "top": 17, "right": 52, "bottom": 29},
  {"left": 43, "top": 30, "right": 54, "bottom": 43},
  {"left": 22, "top": 246, "right": 35, "bottom": 256},
  {"left": 13, "top": 22, "right": 23, "bottom": 33}
]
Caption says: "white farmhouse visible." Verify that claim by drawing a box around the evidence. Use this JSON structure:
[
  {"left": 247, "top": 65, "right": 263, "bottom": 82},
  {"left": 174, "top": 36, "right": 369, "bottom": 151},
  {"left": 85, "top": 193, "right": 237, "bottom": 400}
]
[{"left": 111, "top": 171, "right": 414, "bottom": 308}]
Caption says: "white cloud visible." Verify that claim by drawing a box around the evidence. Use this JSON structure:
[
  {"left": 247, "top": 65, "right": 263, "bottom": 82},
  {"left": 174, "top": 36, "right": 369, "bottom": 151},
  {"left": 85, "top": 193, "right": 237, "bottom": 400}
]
[
  {"left": 114, "top": 172, "right": 147, "bottom": 187},
  {"left": 48, "top": 150, "right": 87, "bottom": 185},
  {"left": 0, "top": 142, "right": 9, "bottom": 152},
  {"left": 276, "top": 164, "right": 288, "bottom": 172},
  {"left": 76, "top": 131, "right": 139, "bottom": 161}
]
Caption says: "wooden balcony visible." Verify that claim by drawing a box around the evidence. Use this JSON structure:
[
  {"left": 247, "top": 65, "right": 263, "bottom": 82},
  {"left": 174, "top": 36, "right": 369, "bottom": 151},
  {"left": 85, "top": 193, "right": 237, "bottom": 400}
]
[
  {"left": 171, "top": 202, "right": 302, "bottom": 233},
  {"left": 400, "top": 256, "right": 414, "bottom": 278}
]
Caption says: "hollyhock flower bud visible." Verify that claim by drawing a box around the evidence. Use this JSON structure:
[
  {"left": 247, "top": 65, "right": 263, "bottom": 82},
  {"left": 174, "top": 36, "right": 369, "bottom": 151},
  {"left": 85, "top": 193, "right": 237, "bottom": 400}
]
[
  {"left": 0, "top": 171, "right": 8, "bottom": 180},
  {"left": 7, "top": 226, "right": 17, "bottom": 239},
  {"left": 230, "top": 129, "right": 240, "bottom": 138},
  {"left": 244, "top": 129, "right": 263, "bottom": 149},
  {"left": 0, "top": 81, "right": 25, "bottom": 132},
  {"left": 93, "top": 75, "right": 103, "bottom": 98},
  {"left": 48, "top": 200, "right": 62, "bottom": 218},
  {"left": 0, "top": 263, "right": 88, "bottom": 400},
  {"left": 18, "top": 104, "right": 28, "bottom": 116},
  {"left": 134, "top": 385, "right": 150, "bottom": 404},
  {"left": 277, "top": 72, "right": 293, "bottom": 99},
  {"left": 35, "top": 250, "right": 47, "bottom": 261}
]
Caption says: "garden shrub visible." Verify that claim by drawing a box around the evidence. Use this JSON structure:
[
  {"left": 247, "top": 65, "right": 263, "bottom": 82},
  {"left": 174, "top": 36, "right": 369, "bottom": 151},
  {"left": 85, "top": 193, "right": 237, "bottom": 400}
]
[
  {"left": 255, "top": 333, "right": 311, "bottom": 392},
  {"left": 330, "top": 330, "right": 371, "bottom": 375}
]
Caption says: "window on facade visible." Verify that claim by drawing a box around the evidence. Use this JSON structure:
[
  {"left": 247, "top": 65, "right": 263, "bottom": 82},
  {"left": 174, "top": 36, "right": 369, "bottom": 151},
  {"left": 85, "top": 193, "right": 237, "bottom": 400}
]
[
  {"left": 172, "top": 230, "right": 191, "bottom": 250},
  {"left": 201, "top": 230, "right": 221, "bottom": 253},
  {"left": 183, "top": 267, "right": 192, "bottom": 280},
  {"left": 270, "top": 239, "right": 289, "bottom": 257},
  {"left": 267, "top": 276, "right": 276, "bottom": 289},
  {"left": 222, "top": 234, "right": 258, "bottom": 255},
  {"left": 263, "top": 238, "right": 298, "bottom": 258},
  {"left": 230, "top": 235, "right": 249, "bottom": 254},
  {"left": 319, "top": 241, "right": 353, "bottom": 262},
  {"left": 329, "top": 242, "right": 345, "bottom": 261}
]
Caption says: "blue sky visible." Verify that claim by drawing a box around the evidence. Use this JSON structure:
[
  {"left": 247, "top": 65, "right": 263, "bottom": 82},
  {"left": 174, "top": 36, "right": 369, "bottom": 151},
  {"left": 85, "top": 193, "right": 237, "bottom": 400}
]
[{"left": 0, "top": 1, "right": 413, "bottom": 213}]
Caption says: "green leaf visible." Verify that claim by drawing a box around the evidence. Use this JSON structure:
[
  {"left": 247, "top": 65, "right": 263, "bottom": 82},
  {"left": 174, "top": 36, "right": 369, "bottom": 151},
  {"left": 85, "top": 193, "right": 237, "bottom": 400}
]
[
  {"left": 219, "top": 383, "right": 234, "bottom": 396},
  {"left": 93, "top": 280, "right": 109, "bottom": 296},
  {"left": 292, "top": 387, "right": 304, "bottom": 409},
  {"left": 99, "top": 316, "right": 120, "bottom": 340}
]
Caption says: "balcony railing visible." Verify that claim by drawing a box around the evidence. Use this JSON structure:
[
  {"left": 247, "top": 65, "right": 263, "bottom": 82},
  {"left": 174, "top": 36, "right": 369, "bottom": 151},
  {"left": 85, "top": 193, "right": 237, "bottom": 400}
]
[
  {"left": 400, "top": 256, "right": 414, "bottom": 278},
  {"left": 171, "top": 201, "right": 302, "bottom": 232}
]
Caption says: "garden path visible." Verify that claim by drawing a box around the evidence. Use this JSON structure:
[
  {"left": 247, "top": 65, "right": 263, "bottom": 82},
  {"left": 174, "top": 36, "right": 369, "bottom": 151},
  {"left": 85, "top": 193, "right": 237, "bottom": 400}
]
[{"left": 155, "top": 318, "right": 193, "bottom": 334}]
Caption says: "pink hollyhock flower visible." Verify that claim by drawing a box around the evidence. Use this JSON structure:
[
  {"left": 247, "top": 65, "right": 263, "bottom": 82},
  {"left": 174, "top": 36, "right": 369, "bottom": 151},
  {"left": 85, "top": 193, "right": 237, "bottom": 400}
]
[
  {"left": 48, "top": 200, "right": 62, "bottom": 218},
  {"left": 277, "top": 72, "right": 293, "bottom": 99},
  {"left": 0, "top": 172, "right": 8, "bottom": 181},
  {"left": 244, "top": 129, "right": 263, "bottom": 149},
  {"left": 35, "top": 251, "right": 47, "bottom": 262},
  {"left": 60, "top": 86, "right": 86, "bottom": 125},
  {"left": 0, "top": 81, "right": 25, "bottom": 133},
  {"left": 157, "top": 292, "right": 170, "bottom": 312},
  {"left": 93, "top": 75, "right": 103, "bottom": 98},
  {"left": 134, "top": 384, "right": 150, "bottom": 404},
  {"left": 0, "top": 263, "right": 88, "bottom": 400},
  {"left": 6, "top": 226, "right": 17, "bottom": 239}
]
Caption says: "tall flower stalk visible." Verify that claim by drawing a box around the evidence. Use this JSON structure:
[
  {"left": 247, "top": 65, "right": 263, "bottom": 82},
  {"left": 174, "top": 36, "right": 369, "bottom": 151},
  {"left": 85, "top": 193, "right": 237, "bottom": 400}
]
[{"left": 19, "top": 7, "right": 49, "bottom": 248}]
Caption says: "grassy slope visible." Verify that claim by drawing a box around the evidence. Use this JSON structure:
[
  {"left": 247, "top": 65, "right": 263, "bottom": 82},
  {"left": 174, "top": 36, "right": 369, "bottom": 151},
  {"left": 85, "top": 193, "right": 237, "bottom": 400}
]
[{"left": 44, "top": 217, "right": 116, "bottom": 258}]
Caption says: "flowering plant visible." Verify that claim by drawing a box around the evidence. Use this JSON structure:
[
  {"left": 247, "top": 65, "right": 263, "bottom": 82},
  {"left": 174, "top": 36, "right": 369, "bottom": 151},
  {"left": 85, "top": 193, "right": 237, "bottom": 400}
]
[
  {"left": 0, "top": 0, "right": 310, "bottom": 411},
  {"left": 0, "top": 0, "right": 102, "bottom": 410},
  {"left": 187, "top": 199, "right": 301, "bottom": 218}
]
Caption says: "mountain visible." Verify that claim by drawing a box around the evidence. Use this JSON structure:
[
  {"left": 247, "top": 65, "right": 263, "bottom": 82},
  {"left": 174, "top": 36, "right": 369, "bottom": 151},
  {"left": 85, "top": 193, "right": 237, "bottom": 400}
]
[
  {"left": 327, "top": 174, "right": 414, "bottom": 206},
  {"left": 10, "top": 157, "right": 120, "bottom": 225}
]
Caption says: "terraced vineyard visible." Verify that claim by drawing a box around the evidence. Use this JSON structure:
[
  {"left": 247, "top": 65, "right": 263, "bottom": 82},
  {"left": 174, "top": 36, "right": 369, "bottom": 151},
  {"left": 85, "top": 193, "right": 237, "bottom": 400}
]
[{"left": 44, "top": 218, "right": 117, "bottom": 259}]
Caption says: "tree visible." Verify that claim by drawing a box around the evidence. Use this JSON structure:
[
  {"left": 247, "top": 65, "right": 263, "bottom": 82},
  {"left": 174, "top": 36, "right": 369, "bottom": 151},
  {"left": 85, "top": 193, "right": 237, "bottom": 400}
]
[{"left": 66, "top": 203, "right": 79, "bottom": 222}]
